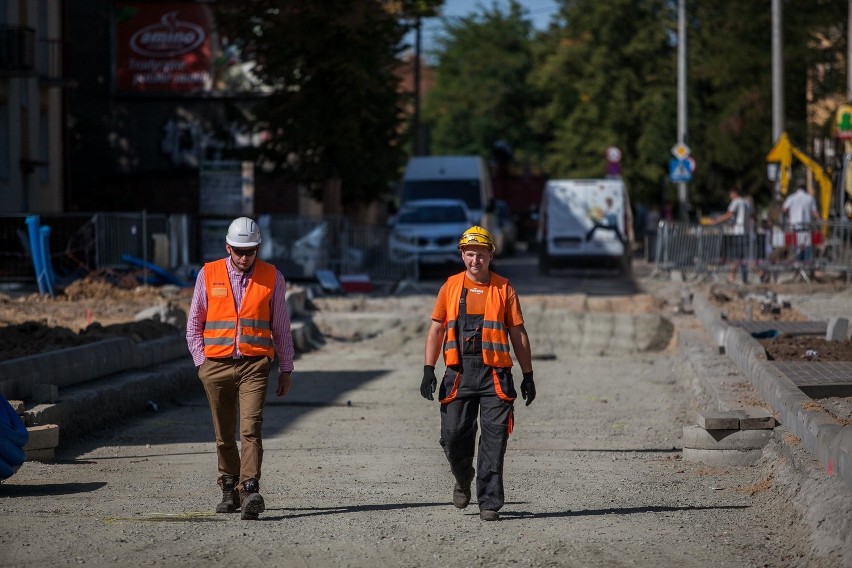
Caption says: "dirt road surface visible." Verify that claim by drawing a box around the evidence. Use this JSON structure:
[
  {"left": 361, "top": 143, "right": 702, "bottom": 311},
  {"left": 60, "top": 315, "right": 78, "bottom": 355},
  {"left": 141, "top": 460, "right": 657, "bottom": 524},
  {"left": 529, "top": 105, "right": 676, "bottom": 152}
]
[{"left": 2, "top": 267, "right": 847, "bottom": 567}]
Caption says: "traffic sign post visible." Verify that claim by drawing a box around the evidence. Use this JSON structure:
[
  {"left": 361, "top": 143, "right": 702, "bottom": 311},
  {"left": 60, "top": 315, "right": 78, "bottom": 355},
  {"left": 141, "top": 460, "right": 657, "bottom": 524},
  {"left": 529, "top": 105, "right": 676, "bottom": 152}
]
[
  {"left": 669, "top": 158, "right": 692, "bottom": 183},
  {"left": 671, "top": 143, "right": 691, "bottom": 160},
  {"left": 605, "top": 146, "right": 622, "bottom": 177}
]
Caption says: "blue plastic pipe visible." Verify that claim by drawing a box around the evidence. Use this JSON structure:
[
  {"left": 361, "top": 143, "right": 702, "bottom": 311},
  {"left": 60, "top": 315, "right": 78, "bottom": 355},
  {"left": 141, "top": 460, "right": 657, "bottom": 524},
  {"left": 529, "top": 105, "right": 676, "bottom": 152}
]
[
  {"left": 39, "top": 225, "right": 56, "bottom": 297},
  {"left": 25, "top": 215, "right": 46, "bottom": 295}
]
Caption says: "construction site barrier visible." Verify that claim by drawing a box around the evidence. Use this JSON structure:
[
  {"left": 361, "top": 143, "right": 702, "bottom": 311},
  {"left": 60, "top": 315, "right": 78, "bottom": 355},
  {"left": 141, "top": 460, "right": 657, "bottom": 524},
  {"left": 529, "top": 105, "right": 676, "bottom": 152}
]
[
  {"left": 0, "top": 213, "right": 419, "bottom": 288},
  {"left": 651, "top": 220, "right": 852, "bottom": 283}
]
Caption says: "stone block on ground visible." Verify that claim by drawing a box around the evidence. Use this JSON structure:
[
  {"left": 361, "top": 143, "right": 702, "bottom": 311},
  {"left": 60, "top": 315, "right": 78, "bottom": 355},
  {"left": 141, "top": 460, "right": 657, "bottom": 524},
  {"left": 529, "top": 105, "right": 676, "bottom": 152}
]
[
  {"left": 682, "top": 425, "right": 772, "bottom": 451},
  {"left": 25, "top": 447, "right": 55, "bottom": 462},
  {"left": 735, "top": 407, "right": 775, "bottom": 430},
  {"left": 697, "top": 411, "right": 740, "bottom": 430},
  {"left": 826, "top": 317, "right": 849, "bottom": 342},
  {"left": 24, "top": 424, "right": 60, "bottom": 450},
  {"left": 682, "top": 447, "right": 763, "bottom": 466},
  {"left": 32, "top": 384, "right": 59, "bottom": 403}
]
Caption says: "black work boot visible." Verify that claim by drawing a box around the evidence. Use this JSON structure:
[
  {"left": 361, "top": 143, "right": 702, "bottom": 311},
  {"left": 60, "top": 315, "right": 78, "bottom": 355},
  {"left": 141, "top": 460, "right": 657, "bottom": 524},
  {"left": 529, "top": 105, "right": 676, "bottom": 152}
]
[
  {"left": 239, "top": 479, "right": 265, "bottom": 520},
  {"left": 452, "top": 468, "right": 474, "bottom": 509},
  {"left": 215, "top": 474, "right": 238, "bottom": 514}
]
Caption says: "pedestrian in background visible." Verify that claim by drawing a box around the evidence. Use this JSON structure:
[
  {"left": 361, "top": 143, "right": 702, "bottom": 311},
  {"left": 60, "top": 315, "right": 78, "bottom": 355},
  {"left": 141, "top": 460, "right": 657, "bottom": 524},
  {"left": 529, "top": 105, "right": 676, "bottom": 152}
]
[
  {"left": 186, "top": 216, "right": 295, "bottom": 520},
  {"left": 710, "top": 187, "right": 753, "bottom": 284},
  {"left": 782, "top": 183, "right": 820, "bottom": 261},
  {"left": 420, "top": 225, "right": 536, "bottom": 522}
]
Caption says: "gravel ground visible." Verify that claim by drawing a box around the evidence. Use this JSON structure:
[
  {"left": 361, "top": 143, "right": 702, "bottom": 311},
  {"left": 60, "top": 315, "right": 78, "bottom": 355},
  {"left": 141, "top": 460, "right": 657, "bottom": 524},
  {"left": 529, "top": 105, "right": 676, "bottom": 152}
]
[{"left": 2, "top": 286, "right": 848, "bottom": 567}]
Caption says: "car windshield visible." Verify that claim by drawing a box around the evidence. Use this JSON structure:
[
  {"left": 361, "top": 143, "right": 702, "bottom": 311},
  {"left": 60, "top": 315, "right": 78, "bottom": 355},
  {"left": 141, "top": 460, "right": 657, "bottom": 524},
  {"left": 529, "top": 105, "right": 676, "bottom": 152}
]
[
  {"left": 401, "top": 180, "right": 481, "bottom": 210},
  {"left": 398, "top": 205, "right": 468, "bottom": 224}
]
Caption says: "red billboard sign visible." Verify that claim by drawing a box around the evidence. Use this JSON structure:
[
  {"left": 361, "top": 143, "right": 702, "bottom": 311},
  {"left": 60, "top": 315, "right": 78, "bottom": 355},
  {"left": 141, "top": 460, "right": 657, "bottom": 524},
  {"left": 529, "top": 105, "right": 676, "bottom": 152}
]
[{"left": 116, "top": 3, "right": 213, "bottom": 93}]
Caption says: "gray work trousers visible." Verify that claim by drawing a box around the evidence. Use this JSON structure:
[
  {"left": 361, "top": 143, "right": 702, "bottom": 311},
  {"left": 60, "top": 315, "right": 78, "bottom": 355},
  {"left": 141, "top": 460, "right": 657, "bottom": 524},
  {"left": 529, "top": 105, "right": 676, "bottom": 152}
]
[{"left": 439, "top": 355, "right": 515, "bottom": 512}]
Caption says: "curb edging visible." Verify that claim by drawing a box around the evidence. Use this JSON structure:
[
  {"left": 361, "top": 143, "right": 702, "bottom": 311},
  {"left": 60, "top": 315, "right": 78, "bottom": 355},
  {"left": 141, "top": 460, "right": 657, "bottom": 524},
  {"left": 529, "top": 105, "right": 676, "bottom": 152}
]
[{"left": 693, "top": 292, "right": 852, "bottom": 491}]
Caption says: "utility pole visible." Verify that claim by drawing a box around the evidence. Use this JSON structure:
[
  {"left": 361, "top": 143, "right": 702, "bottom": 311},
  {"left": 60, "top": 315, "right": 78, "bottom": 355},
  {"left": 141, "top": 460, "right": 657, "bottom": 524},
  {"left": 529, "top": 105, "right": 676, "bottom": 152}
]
[
  {"left": 771, "top": 0, "right": 784, "bottom": 201},
  {"left": 413, "top": 16, "right": 423, "bottom": 156},
  {"left": 676, "top": 0, "right": 688, "bottom": 220}
]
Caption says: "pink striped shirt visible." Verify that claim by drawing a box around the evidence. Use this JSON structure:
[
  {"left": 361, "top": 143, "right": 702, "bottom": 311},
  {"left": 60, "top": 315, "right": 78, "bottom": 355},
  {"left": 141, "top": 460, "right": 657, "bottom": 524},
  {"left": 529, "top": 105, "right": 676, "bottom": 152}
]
[{"left": 186, "top": 257, "right": 295, "bottom": 373}]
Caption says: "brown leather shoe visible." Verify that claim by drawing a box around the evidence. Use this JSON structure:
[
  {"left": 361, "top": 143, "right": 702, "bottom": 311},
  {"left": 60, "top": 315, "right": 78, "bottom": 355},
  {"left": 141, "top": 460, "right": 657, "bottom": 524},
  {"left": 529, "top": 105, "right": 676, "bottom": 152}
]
[
  {"left": 215, "top": 474, "right": 238, "bottom": 514},
  {"left": 480, "top": 509, "right": 500, "bottom": 521},
  {"left": 452, "top": 468, "right": 474, "bottom": 509},
  {"left": 239, "top": 479, "right": 266, "bottom": 520},
  {"left": 453, "top": 481, "right": 471, "bottom": 509}
]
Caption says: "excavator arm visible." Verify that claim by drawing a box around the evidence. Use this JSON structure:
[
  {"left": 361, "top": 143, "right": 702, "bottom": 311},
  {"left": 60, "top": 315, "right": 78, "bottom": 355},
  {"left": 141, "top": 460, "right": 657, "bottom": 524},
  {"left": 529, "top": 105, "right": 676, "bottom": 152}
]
[{"left": 766, "top": 132, "right": 831, "bottom": 221}]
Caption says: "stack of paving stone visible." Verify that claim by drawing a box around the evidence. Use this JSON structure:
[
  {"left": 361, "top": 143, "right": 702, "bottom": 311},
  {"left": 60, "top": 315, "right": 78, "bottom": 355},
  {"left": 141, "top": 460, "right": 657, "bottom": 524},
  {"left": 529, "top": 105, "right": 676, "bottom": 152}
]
[
  {"left": 682, "top": 407, "right": 776, "bottom": 466},
  {"left": 6, "top": 399, "right": 59, "bottom": 462}
]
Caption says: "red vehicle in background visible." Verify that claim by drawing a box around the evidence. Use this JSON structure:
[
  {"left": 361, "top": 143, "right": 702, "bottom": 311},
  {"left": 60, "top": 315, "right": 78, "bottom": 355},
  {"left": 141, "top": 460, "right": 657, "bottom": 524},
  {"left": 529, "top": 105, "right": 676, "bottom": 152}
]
[{"left": 491, "top": 167, "right": 546, "bottom": 248}]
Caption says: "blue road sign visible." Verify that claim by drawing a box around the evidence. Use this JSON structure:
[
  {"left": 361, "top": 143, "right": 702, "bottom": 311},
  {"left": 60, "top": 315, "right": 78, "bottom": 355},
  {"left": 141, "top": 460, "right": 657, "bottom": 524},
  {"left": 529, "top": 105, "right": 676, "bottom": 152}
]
[{"left": 669, "top": 158, "right": 692, "bottom": 182}]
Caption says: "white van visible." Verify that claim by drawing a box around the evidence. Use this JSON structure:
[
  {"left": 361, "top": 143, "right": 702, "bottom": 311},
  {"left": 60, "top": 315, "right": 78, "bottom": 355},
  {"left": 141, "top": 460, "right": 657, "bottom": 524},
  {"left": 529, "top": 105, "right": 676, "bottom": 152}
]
[
  {"left": 538, "top": 178, "right": 633, "bottom": 274},
  {"left": 399, "top": 155, "right": 498, "bottom": 247}
]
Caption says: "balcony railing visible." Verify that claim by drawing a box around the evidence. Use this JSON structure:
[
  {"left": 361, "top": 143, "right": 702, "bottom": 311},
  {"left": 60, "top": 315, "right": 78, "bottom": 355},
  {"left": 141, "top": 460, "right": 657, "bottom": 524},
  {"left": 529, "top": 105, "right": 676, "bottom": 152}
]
[{"left": 0, "top": 26, "right": 36, "bottom": 76}]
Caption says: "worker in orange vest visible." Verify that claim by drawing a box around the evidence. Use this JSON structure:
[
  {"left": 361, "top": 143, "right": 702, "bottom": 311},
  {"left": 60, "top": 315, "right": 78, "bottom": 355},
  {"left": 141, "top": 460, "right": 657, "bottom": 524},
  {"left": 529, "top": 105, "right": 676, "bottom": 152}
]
[
  {"left": 421, "top": 225, "right": 536, "bottom": 521},
  {"left": 186, "top": 217, "right": 295, "bottom": 520}
]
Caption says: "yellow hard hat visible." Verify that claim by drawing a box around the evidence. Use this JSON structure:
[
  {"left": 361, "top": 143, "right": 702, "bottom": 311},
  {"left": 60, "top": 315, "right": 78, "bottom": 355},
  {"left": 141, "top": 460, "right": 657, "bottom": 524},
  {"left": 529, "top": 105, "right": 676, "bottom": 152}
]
[{"left": 458, "top": 225, "right": 495, "bottom": 252}]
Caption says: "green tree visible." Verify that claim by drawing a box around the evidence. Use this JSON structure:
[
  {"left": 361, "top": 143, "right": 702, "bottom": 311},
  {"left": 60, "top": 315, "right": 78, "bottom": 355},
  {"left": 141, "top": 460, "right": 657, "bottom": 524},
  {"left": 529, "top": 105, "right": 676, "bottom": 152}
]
[
  {"left": 688, "top": 0, "right": 847, "bottom": 210},
  {"left": 421, "top": 1, "right": 540, "bottom": 163},
  {"left": 215, "top": 1, "right": 423, "bottom": 206},
  {"left": 530, "top": 0, "right": 677, "bottom": 206}
]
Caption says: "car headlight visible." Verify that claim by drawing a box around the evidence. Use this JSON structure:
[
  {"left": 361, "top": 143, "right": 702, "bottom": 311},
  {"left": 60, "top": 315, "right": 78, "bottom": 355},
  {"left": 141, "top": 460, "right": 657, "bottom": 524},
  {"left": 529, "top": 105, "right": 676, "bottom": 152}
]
[{"left": 391, "top": 231, "right": 416, "bottom": 245}]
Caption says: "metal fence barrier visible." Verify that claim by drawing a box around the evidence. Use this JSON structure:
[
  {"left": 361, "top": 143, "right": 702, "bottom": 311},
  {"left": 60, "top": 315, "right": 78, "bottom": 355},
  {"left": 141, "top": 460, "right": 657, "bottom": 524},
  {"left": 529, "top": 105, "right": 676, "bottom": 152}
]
[
  {"left": 0, "top": 213, "right": 419, "bottom": 289},
  {"left": 652, "top": 219, "right": 852, "bottom": 283},
  {"left": 254, "top": 215, "right": 419, "bottom": 285},
  {"left": 0, "top": 213, "right": 172, "bottom": 284}
]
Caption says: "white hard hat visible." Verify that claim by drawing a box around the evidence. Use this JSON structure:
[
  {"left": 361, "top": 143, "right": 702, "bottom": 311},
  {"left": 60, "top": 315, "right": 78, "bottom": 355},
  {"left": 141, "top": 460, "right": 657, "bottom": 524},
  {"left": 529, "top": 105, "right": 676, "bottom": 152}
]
[{"left": 226, "top": 217, "right": 262, "bottom": 247}]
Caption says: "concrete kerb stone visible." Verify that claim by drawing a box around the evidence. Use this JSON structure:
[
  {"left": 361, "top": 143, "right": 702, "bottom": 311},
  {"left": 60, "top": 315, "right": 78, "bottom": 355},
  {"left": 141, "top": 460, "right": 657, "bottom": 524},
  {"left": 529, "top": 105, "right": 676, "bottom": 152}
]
[
  {"left": 692, "top": 293, "right": 728, "bottom": 349},
  {"left": 682, "top": 447, "right": 763, "bottom": 466},
  {"left": 0, "top": 337, "right": 133, "bottom": 400},
  {"left": 694, "top": 288, "right": 852, "bottom": 492},
  {"left": 836, "top": 427, "right": 852, "bottom": 479},
  {"left": 25, "top": 359, "right": 200, "bottom": 444},
  {"left": 286, "top": 288, "right": 308, "bottom": 317},
  {"left": 816, "top": 424, "right": 845, "bottom": 469},
  {"left": 682, "top": 425, "right": 773, "bottom": 450}
]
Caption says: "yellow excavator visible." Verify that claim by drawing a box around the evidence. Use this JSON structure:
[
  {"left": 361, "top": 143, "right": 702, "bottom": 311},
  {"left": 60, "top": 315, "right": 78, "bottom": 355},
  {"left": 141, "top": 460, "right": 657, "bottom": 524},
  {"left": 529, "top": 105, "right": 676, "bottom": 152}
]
[{"left": 765, "top": 131, "right": 833, "bottom": 220}]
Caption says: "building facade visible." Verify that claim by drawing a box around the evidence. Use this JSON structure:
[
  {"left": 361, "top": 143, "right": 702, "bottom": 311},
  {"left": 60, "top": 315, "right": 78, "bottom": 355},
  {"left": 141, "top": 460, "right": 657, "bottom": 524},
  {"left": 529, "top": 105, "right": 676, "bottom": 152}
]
[{"left": 0, "top": 0, "right": 67, "bottom": 213}]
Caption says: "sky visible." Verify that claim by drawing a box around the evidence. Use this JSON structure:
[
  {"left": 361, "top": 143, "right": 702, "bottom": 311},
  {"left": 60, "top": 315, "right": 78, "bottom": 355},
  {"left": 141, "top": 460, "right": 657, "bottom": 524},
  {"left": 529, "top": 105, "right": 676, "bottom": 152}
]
[{"left": 404, "top": 0, "right": 561, "bottom": 55}]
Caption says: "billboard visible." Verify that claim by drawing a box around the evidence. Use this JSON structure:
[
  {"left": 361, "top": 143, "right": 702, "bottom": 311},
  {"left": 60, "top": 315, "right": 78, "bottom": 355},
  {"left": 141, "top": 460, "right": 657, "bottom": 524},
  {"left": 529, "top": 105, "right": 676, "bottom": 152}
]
[{"left": 115, "top": 3, "right": 268, "bottom": 94}]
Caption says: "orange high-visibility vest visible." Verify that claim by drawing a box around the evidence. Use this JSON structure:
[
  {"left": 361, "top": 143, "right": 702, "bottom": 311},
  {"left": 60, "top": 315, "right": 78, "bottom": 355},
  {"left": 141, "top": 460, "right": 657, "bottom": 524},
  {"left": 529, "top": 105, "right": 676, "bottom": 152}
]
[
  {"left": 203, "top": 259, "right": 275, "bottom": 358},
  {"left": 442, "top": 272, "right": 513, "bottom": 368}
]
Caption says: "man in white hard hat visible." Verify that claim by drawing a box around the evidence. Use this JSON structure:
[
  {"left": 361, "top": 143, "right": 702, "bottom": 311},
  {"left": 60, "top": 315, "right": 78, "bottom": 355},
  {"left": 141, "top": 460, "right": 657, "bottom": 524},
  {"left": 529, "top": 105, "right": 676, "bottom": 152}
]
[
  {"left": 186, "top": 216, "right": 295, "bottom": 520},
  {"left": 421, "top": 225, "right": 536, "bottom": 522}
]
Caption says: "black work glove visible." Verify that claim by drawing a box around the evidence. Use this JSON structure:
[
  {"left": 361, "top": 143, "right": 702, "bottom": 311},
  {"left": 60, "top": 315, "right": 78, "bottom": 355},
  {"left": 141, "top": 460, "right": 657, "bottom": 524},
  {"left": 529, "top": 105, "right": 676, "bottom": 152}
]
[
  {"left": 520, "top": 371, "right": 536, "bottom": 406},
  {"left": 421, "top": 365, "right": 437, "bottom": 400}
]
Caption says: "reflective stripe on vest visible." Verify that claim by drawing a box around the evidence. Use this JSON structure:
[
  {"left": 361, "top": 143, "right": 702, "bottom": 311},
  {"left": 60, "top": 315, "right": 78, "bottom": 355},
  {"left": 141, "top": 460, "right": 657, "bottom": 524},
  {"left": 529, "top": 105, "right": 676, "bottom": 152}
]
[
  {"left": 442, "top": 272, "right": 513, "bottom": 368},
  {"left": 203, "top": 259, "right": 276, "bottom": 358}
]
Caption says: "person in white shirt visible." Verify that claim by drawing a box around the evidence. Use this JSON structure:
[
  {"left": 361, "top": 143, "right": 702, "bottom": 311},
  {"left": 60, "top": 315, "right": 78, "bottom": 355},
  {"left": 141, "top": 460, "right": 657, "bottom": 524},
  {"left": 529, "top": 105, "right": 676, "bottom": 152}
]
[
  {"left": 711, "top": 188, "right": 753, "bottom": 283},
  {"left": 782, "top": 185, "right": 819, "bottom": 261}
]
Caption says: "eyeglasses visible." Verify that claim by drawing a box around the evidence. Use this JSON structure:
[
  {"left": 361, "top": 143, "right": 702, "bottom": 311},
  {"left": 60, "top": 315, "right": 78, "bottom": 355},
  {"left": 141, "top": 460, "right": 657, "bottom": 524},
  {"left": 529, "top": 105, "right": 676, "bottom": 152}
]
[{"left": 230, "top": 247, "right": 258, "bottom": 257}]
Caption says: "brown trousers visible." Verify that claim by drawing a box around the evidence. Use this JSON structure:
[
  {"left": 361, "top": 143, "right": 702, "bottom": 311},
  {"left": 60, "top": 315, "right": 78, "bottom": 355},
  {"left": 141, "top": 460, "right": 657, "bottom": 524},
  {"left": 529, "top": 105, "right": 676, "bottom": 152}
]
[{"left": 198, "top": 356, "right": 271, "bottom": 486}]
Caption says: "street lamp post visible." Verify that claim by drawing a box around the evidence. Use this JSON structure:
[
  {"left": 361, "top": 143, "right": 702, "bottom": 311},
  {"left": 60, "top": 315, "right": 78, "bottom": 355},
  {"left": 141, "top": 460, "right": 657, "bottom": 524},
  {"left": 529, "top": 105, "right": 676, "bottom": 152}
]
[
  {"left": 771, "top": 0, "right": 784, "bottom": 202},
  {"left": 676, "top": 0, "right": 688, "bottom": 221}
]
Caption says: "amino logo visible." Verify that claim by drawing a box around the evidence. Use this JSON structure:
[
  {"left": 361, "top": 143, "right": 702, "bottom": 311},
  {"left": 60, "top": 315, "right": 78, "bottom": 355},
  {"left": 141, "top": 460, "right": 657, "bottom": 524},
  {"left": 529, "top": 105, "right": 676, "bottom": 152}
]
[{"left": 130, "top": 11, "right": 205, "bottom": 57}]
